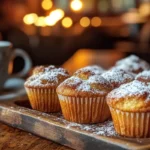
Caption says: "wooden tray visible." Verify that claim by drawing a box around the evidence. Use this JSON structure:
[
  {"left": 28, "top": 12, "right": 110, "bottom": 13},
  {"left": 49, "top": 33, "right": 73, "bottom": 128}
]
[{"left": 0, "top": 98, "right": 150, "bottom": 150}]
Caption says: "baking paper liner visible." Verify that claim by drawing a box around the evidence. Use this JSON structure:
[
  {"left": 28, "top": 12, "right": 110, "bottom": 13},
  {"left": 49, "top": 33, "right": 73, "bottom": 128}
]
[
  {"left": 109, "top": 107, "right": 150, "bottom": 138},
  {"left": 58, "top": 95, "right": 110, "bottom": 124},
  {"left": 25, "top": 87, "right": 61, "bottom": 112}
]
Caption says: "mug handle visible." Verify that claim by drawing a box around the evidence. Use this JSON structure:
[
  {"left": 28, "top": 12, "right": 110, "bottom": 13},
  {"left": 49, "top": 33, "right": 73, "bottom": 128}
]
[{"left": 10, "top": 48, "right": 32, "bottom": 78}]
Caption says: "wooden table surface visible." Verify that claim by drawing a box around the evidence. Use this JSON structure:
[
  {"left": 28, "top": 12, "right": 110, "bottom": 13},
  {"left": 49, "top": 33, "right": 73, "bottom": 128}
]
[{"left": 0, "top": 122, "right": 72, "bottom": 150}]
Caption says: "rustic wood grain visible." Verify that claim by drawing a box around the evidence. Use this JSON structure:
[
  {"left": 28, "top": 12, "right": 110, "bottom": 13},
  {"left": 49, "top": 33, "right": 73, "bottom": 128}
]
[
  {"left": 0, "top": 122, "right": 71, "bottom": 150},
  {"left": 0, "top": 98, "right": 150, "bottom": 150}
]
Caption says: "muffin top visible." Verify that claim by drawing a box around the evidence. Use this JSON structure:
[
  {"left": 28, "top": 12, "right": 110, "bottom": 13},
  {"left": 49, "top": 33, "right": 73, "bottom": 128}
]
[
  {"left": 107, "top": 80, "right": 150, "bottom": 112},
  {"left": 114, "top": 55, "right": 150, "bottom": 74},
  {"left": 25, "top": 65, "right": 70, "bottom": 88},
  {"left": 74, "top": 65, "right": 104, "bottom": 77},
  {"left": 101, "top": 68, "right": 134, "bottom": 88},
  {"left": 136, "top": 70, "right": 150, "bottom": 83},
  {"left": 32, "top": 65, "right": 45, "bottom": 75},
  {"left": 57, "top": 67, "right": 112, "bottom": 97},
  {"left": 33, "top": 65, "right": 68, "bottom": 74}
]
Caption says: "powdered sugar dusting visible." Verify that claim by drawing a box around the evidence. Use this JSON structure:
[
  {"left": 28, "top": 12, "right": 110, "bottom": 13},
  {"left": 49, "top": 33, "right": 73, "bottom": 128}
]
[
  {"left": 60, "top": 76, "right": 82, "bottom": 87},
  {"left": 101, "top": 68, "right": 134, "bottom": 88},
  {"left": 136, "top": 70, "right": 150, "bottom": 81},
  {"left": 56, "top": 116, "right": 117, "bottom": 136},
  {"left": 25, "top": 66, "right": 69, "bottom": 87},
  {"left": 13, "top": 104, "right": 117, "bottom": 137},
  {"left": 107, "top": 80, "right": 150, "bottom": 101},
  {"left": 117, "top": 55, "right": 141, "bottom": 65},
  {"left": 57, "top": 65, "right": 111, "bottom": 94},
  {"left": 87, "top": 75, "right": 108, "bottom": 84},
  {"left": 115, "top": 55, "right": 150, "bottom": 73},
  {"left": 77, "top": 82, "right": 91, "bottom": 92},
  {"left": 75, "top": 65, "right": 104, "bottom": 75},
  {"left": 58, "top": 75, "right": 111, "bottom": 94}
]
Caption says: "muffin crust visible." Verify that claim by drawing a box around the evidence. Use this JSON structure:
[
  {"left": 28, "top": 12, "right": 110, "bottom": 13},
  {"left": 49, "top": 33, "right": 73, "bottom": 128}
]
[
  {"left": 107, "top": 80, "right": 150, "bottom": 112},
  {"left": 25, "top": 65, "right": 70, "bottom": 88},
  {"left": 114, "top": 55, "right": 150, "bottom": 74},
  {"left": 101, "top": 68, "right": 134, "bottom": 88},
  {"left": 57, "top": 68, "right": 112, "bottom": 97}
]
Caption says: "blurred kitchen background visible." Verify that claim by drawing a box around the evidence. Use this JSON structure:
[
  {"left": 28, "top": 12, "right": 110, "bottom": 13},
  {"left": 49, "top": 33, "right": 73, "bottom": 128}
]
[{"left": 0, "top": 0, "right": 150, "bottom": 73}]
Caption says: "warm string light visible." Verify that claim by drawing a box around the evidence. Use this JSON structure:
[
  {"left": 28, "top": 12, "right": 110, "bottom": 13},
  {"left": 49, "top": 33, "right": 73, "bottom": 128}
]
[
  {"left": 62, "top": 17, "right": 73, "bottom": 28},
  {"left": 45, "top": 9, "right": 65, "bottom": 26},
  {"left": 41, "top": 0, "right": 53, "bottom": 10},
  {"left": 91, "top": 17, "right": 101, "bottom": 27},
  {"left": 23, "top": 13, "right": 38, "bottom": 25},
  {"left": 80, "top": 17, "right": 90, "bottom": 27},
  {"left": 79, "top": 17, "right": 102, "bottom": 28},
  {"left": 70, "top": 0, "right": 83, "bottom": 11},
  {"left": 23, "top": 0, "right": 102, "bottom": 29},
  {"left": 23, "top": 13, "right": 102, "bottom": 29},
  {"left": 23, "top": 9, "right": 65, "bottom": 27},
  {"left": 49, "top": 9, "right": 65, "bottom": 20},
  {"left": 45, "top": 16, "right": 56, "bottom": 26},
  {"left": 34, "top": 16, "right": 46, "bottom": 27}
]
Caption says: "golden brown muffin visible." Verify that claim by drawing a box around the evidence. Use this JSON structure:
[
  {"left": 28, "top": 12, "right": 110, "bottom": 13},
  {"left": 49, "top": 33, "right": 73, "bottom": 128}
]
[
  {"left": 74, "top": 65, "right": 104, "bottom": 78},
  {"left": 24, "top": 65, "right": 70, "bottom": 112},
  {"left": 32, "top": 65, "right": 69, "bottom": 75},
  {"left": 32, "top": 65, "right": 46, "bottom": 75},
  {"left": 114, "top": 55, "right": 150, "bottom": 74},
  {"left": 57, "top": 67, "right": 112, "bottom": 124},
  {"left": 107, "top": 80, "right": 150, "bottom": 137},
  {"left": 101, "top": 68, "right": 134, "bottom": 89},
  {"left": 136, "top": 70, "right": 150, "bottom": 83}
]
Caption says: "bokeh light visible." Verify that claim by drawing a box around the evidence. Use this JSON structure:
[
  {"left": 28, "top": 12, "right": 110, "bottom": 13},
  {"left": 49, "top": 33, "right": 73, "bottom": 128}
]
[
  {"left": 45, "top": 9, "right": 65, "bottom": 26},
  {"left": 122, "top": 9, "right": 144, "bottom": 24},
  {"left": 80, "top": 17, "right": 90, "bottom": 27},
  {"left": 70, "top": 0, "right": 83, "bottom": 11},
  {"left": 49, "top": 9, "right": 65, "bottom": 21},
  {"left": 41, "top": 0, "right": 53, "bottom": 10},
  {"left": 23, "top": 13, "right": 38, "bottom": 25},
  {"left": 45, "top": 16, "right": 56, "bottom": 26},
  {"left": 34, "top": 16, "right": 46, "bottom": 27},
  {"left": 91, "top": 17, "right": 102, "bottom": 27},
  {"left": 139, "top": 3, "right": 150, "bottom": 17},
  {"left": 62, "top": 17, "right": 73, "bottom": 28}
]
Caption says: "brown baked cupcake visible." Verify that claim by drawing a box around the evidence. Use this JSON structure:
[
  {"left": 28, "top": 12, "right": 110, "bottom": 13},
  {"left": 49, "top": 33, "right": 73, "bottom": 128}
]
[
  {"left": 57, "top": 68, "right": 112, "bottom": 124},
  {"left": 74, "top": 65, "right": 104, "bottom": 76},
  {"left": 107, "top": 80, "right": 150, "bottom": 138},
  {"left": 24, "top": 65, "right": 70, "bottom": 112},
  {"left": 101, "top": 68, "right": 134, "bottom": 89},
  {"left": 32, "top": 65, "right": 56, "bottom": 75},
  {"left": 114, "top": 55, "right": 150, "bottom": 74},
  {"left": 136, "top": 70, "right": 150, "bottom": 84}
]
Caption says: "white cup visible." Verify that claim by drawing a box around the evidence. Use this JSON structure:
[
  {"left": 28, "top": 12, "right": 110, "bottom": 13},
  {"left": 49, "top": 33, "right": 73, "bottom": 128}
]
[{"left": 0, "top": 41, "right": 32, "bottom": 90}]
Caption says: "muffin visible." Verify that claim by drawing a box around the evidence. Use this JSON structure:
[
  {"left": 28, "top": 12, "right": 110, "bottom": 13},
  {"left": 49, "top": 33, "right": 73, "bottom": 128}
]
[
  {"left": 114, "top": 55, "right": 150, "bottom": 74},
  {"left": 136, "top": 70, "right": 150, "bottom": 84},
  {"left": 101, "top": 68, "right": 134, "bottom": 89},
  {"left": 32, "top": 65, "right": 56, "bottom": 75},
  {"left": 56, "top": 68, "right": 112, "bottom": 124},
  {"left": 24, "top": 65, "right": 70, "bottom": 112},
  {"left": 107, "top": 80, "right": 150, "bottom": 137},
  {"left": 74, "top": 65, "right": 104, "bottom": 76}
]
